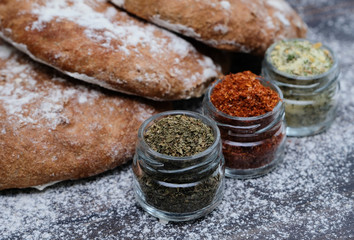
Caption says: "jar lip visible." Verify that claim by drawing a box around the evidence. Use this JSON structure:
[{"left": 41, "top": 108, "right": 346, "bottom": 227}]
[
  {"left": 204, "top": 77, "right": 284, "bottom": 121},
  {"left": 138, "top": 110, "right": 221, "bottom": 161},
  {"left": 264, "top": 38, "right": 339, "bottom": 80}
]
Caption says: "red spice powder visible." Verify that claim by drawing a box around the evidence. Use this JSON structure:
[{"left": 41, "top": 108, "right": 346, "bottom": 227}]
[{"left": 210, "top": 71, "right": 280, "bottom": 117}]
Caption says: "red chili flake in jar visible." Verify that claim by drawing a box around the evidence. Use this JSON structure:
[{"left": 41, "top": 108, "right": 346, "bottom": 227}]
[
  {"left": 210, "top": 71, "right": 280, "bottom": 117},
  {"left": 203, "top": 71, "right": 286, "bottom": 178}
]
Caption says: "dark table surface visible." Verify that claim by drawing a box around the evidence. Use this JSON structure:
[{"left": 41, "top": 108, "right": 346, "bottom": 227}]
[{"left": 1, "top": 0, "right": 353, "bottom": 239}]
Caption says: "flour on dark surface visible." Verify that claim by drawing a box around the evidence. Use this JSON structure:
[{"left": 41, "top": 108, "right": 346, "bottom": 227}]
[{"left": 0, "top": 0, "right": 353, "bottom": 239}]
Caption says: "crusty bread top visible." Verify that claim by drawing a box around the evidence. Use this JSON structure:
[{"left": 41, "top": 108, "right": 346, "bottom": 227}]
[
  {"left": 0, "top": 39, "right": 164, "bottom": 190},
  {"left": 111, "top": 0, "right": 307, "bottom": 55},
  {"left": 0, "top": 0, "right": 221, "bottom": 101}
]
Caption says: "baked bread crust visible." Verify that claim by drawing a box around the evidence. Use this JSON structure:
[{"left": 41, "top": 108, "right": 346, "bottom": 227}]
[
  {"left": 111, "top": 0, "right": 307, "bottom": 55},
  {"left": 0, "top": 40, "right": 164, "bottom": 190},
  {"left": 0, "top": 0, "right": 221, "bottom": 100}
]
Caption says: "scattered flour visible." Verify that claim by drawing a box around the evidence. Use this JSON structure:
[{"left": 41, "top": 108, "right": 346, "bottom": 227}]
[
  {"left": 219, "top": 1, "right": 231, "bottom": 11},
  {"left": 110, "top": 0, "right": 125, "bottom": 8},
  {"left": 151, "top": 15, "right": 201, "bottom": 39},
  {"left": 16, "top": 0, "right": 218, "bottom": 95},
  {"left": 0, "top": 45, "right": 12, "bottom": 59},
  {"left": 113, "top": 0, "right": 299, "bottom": 53},
  {"left": 30, "top": 0, "right": 181, "bottom": 56},
  {"left": 213, "top": 24, "right": 229, "bottom": 34},
  {"left": 0, "top": 54, "right": 99, "bottom": 130}
]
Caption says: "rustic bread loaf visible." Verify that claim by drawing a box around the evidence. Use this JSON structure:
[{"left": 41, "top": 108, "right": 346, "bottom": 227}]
[
  {"left": 0, "top": 40, "right": 165, "bottom": 190},
  {"left": 0, "top": 0, "right": 221, "bottom": 101},
  {"left": 111, "top": 0, "right": 307, "bottom": 55}
]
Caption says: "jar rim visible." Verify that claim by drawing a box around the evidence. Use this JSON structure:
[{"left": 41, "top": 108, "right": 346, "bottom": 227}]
[
  {"left": 264, "top": 38, "right": 339, "bottom": 81},
  {"left": 204, "top": 77, "right": 284, "bottom": 121},
  {"left": 137, "top": 110, "right": 221, "bottom": 161}
]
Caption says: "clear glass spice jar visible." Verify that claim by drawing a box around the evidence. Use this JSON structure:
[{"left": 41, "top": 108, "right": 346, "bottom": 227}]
[
  {"left": 203, "top": 79, "right": 286, "bottom": 179},
  {"left": 262, "top": 39, "right": 340, "bottom": 137},
  {"left": 133, "top": 110, "right": 225, "bottom": 222}
]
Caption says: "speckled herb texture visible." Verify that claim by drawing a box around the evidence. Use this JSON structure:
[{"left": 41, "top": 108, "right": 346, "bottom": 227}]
[
  {"left": 0, "top": 0, "right": 353, "bottom": 239},
  {"left": 263, "top": 38, "right": 340, "bottom": 133},
  {"left": 144, "top": 114, "right": 214, "bottom": 157},
  {"left": 270, "top": 40, "right": 333, "bottom": 76}
]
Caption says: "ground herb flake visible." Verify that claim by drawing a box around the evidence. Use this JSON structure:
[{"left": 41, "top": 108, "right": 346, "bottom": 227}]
[{"left": 144, "top": 115, "right": 214, "bottom": 157}]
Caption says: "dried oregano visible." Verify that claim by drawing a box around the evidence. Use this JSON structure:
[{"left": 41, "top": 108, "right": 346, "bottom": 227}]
[{"left": 144, "top": 114, "right": 214, "bottom": 157}]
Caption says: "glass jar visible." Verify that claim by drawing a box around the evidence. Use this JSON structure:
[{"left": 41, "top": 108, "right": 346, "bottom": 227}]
[
  {"left": 203, "top": 79, "right": 286, "bottom": 179},
  {"left": 133, "top": 110, "right": 225, "bottom": 222},
  {"left": 262, "top": 39, "right": 340, "bottom": 137}
]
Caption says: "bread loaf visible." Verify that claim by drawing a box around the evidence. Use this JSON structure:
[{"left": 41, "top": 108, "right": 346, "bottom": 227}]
[
  {"left": 0, "top": 0, "right": 221, "bottom": 100},
  {"left": 111, "top": 0, "right": 307, "bottom": 55},
  {"left": 0, "top": 39, "right": 165, "bottom": 190}
]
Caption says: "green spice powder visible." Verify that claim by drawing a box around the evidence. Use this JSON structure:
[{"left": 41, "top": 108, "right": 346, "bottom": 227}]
[{"left": 144, "top": 115, "right": 214, "bottom": 157}]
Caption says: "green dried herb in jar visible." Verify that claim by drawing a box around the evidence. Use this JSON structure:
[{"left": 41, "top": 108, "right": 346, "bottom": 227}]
[
  {"left": 262, "top": 39, "right": 340, "bottom": 137},
  {"left": 133, "top": 111, "right": 225, "bottom": 222},
  {"left": 144, "top": 114, "right": 214, "bottom": 157}
]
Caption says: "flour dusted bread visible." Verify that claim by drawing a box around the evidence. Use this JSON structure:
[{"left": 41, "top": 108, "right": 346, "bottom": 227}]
[
  {"left": 0, "top": 40, "right": 165, "bottom": 190},
  {"left": 0, "top": 0, "right": 220, "bottom": 101},
  {"left": 111, "top": 0, "right": 307, "bottom": 55}
]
